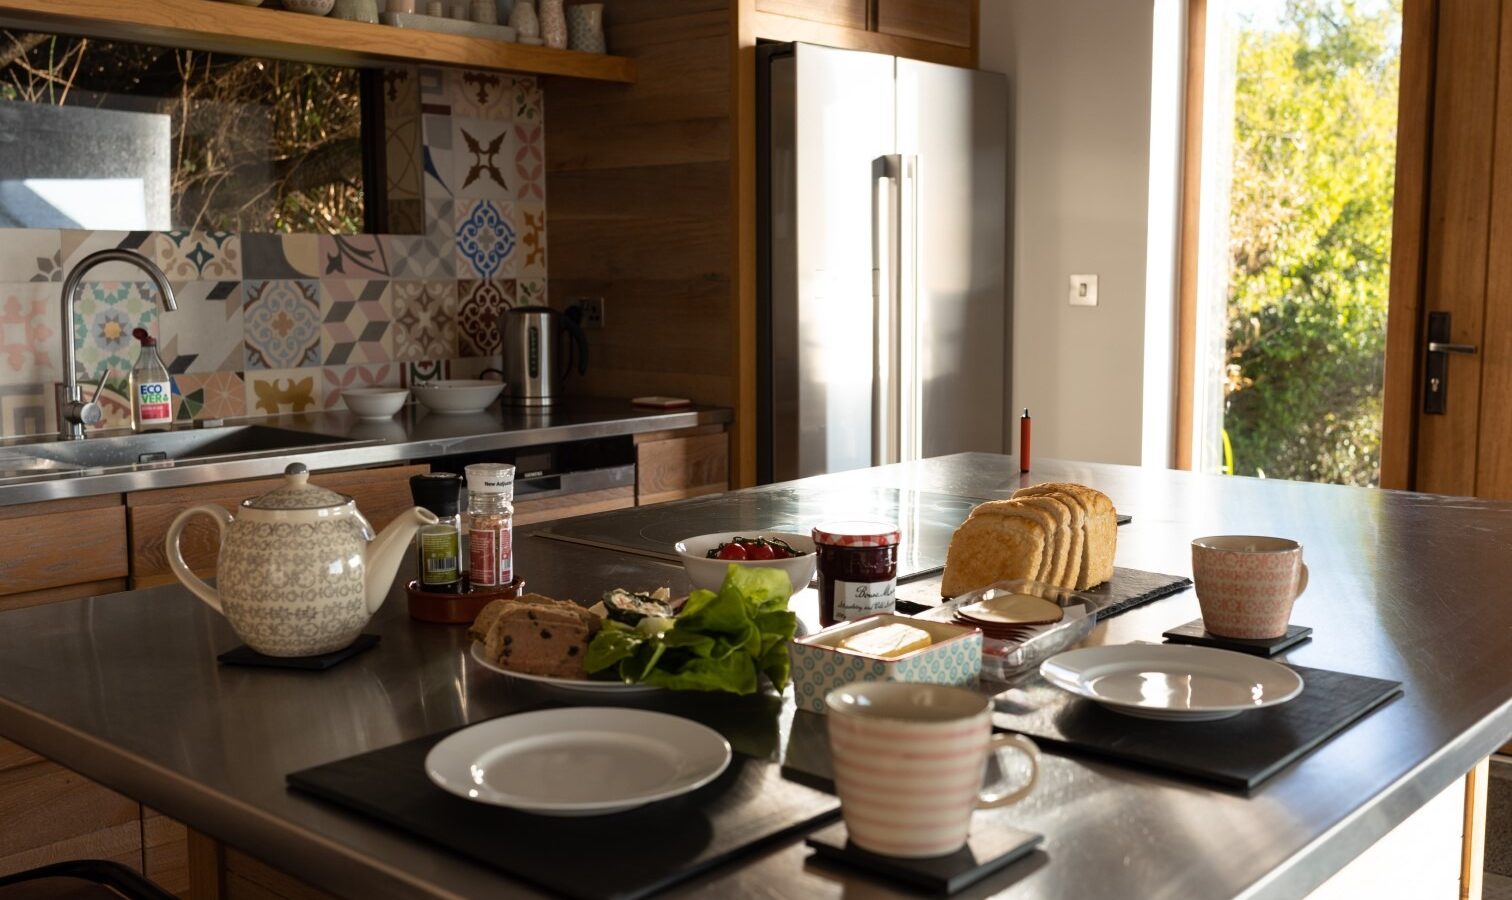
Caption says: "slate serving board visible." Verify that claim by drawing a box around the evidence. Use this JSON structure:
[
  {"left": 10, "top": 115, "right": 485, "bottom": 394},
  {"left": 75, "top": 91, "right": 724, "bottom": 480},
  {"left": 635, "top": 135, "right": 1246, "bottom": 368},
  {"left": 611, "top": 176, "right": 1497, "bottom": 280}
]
[
  {"left": 991, "top": 664, "right": 1402, "bottom": 791},
  {"left": 288, "top": 727, "right": 840, "bottom": 900}
]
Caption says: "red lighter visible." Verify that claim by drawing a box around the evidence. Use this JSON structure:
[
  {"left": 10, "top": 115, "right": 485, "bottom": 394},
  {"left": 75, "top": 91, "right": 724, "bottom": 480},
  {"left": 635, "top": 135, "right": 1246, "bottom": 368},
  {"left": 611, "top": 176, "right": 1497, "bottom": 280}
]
[{"left": 1020, "top": 409, "right": 1031, "bottom": 473}]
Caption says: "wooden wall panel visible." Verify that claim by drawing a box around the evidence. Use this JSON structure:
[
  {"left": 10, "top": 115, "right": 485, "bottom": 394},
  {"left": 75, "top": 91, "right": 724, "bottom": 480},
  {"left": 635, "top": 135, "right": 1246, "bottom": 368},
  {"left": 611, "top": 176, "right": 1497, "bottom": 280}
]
[{"left": 545, "top": 2, "right": 736, "bottom": 421}]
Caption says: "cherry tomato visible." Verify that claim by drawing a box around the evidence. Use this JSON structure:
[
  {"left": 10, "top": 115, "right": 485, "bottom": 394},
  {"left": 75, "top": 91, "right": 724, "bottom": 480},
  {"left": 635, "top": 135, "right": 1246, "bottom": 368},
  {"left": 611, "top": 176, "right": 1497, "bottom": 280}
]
[
  {"left": 745, "top": 541, "right": 776, "bottom": 561},
  {"left": 716, "top": 542, "right": 748, "bottom": 561}
]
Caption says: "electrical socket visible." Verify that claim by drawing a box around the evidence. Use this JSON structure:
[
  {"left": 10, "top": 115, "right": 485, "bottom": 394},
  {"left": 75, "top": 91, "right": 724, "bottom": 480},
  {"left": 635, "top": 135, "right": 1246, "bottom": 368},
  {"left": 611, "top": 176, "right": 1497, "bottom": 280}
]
[{"left": 578, "top": 297, "right": 606, "bottom": 329}]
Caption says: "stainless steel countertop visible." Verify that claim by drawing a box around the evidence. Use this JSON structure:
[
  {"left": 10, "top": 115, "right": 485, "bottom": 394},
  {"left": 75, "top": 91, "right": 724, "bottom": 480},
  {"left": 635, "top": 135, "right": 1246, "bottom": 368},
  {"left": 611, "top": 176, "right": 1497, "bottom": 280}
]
[
  {"left": 0, "top": 454, "right": 1508, "bottom": 899},
  {"left": 0, "top": 398, "right": 732, "bottom": 506}
]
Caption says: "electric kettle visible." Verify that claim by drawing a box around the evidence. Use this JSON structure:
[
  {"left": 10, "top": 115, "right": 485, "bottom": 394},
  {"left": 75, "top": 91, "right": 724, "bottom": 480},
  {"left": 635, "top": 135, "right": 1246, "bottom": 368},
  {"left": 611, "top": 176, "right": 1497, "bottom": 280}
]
[{"left": 498, "top": 305, "right": 588, "bottom": 407}]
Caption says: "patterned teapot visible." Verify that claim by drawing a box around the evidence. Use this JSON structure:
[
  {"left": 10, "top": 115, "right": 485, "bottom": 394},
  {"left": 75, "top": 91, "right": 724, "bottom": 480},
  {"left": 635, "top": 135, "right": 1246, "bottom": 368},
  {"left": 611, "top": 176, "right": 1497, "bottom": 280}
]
[{"left": 166, "top": 463, "right": 437, "bottom": 657}]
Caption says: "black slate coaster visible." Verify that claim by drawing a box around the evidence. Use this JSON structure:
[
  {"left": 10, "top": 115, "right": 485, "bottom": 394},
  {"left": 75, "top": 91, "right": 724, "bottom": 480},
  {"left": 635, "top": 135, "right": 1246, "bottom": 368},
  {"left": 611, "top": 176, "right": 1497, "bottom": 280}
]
[
  {"left": 1117, "top": 513, "right": 1132, "bottom": 525},
  {"left": 1163, "top": 619, "right": 1313, "bottom": 657},
  {"left": 217, "top": 634, "right": 379, "bottom": 671},
  {"left": 992, "top": 664, "right": 1401, "bottom": 791},
  {"left": 1077, "top": 567, "right": 1192, "bottom": 620},
  {"left": 806, "top": 821, "right": 1043, "bottom": 895},
  {"left": 288, "top": 727, "right": 840, "bottom": 900}
]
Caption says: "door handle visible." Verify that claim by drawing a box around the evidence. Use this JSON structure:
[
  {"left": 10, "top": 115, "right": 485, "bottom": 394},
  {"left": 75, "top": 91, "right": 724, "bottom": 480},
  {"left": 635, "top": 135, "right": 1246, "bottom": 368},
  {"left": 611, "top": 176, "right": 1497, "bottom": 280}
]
[
  {"left": 872, "top": 154, "right": 902, "bottom": 467},
  {"left": 1423, "top": 312, "right": 1476, "bottom": 415}
]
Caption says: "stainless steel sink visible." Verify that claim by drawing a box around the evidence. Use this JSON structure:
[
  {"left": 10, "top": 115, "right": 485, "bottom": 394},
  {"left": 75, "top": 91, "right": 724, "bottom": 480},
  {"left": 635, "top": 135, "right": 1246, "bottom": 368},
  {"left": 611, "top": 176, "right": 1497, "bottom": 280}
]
[{"left": 13, "top": 425, "right": 361, "bottom": 471}]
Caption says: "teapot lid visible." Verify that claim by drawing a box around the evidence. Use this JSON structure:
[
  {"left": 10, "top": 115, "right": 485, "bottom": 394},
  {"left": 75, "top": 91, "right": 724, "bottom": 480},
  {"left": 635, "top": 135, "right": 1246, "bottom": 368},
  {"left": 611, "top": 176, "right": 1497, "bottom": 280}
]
[{"left": 244, "top": 463, "right": 349, "bottom": 511}]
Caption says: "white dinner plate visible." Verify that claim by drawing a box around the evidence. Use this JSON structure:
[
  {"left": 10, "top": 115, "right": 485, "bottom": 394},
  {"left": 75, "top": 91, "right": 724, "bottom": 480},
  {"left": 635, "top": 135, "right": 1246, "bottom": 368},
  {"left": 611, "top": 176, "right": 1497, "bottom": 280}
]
[
  {"left": 1039, "top": 644, "right": 1304, "bottom": 721},
  {"left": 425, "top": 708, "right": 732, "bottom": 815},
  {"left": 470, "top": 641, "right": 664, "bottom": 695}
]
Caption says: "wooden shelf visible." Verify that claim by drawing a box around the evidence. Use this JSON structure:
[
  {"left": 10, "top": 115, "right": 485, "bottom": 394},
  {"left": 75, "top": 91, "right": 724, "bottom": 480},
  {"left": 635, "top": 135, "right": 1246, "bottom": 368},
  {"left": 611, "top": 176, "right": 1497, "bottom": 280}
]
[{"left": 0, "top": 0, "right": 636, "bottom": 82}]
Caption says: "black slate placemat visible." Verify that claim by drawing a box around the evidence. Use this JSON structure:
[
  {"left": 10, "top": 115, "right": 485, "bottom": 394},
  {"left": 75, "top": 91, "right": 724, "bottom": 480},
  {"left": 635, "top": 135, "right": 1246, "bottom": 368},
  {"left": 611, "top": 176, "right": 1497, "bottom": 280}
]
[
  {"left": 1079, "top": 567, "right": 1192, "bottom": 620},
  {"left": 991, "top": 664, "right": 1401, "bottom": 791},
  {"left": 1163, "top": 619, "right": 1313, "bottom": 657},
  {"left": 806, "top": 821, "right": 1043, "bottom": 894},
  {"left": 218, "top": 634, "right": 379, "bottom": 670},
  {"left": 287, "top": 727, "right": 840, "bottom": 900}
]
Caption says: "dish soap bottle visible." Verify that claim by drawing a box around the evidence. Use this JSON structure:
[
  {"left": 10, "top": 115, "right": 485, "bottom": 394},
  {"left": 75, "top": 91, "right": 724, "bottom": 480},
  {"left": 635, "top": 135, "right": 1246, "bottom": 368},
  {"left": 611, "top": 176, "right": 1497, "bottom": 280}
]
[{"left": 130, "top": 327, "right": 173, "bottom": 432}]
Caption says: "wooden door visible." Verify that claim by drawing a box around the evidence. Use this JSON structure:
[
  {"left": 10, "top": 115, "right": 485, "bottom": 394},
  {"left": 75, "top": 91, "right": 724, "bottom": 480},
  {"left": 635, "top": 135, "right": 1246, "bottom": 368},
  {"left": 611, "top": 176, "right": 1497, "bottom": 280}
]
[{"left": 1384, "top": 0, "right": 1512, "bottom": 498}]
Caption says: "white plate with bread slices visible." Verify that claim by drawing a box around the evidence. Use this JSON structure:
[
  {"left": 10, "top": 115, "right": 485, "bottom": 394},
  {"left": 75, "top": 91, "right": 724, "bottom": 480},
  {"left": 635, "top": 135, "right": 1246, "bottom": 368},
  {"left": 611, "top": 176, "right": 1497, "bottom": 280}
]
[
  {"left": 1039, "top": 644, "right": 1304, "bottom": 721},
  {"left": 942, "top": 482, "right": 1119, "bottom": 599},
  {"left": 426, "top": 708, "right": 731, "bottom": 814},
  {"left": 470, "top": 641, "right": 664, "bottom": 694}
]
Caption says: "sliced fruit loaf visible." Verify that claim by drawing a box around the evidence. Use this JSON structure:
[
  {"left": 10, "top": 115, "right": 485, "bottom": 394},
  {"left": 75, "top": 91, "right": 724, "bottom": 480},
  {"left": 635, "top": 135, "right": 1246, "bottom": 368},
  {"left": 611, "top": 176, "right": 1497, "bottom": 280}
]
[
  {"left": 1014, "top": 483, "right": 1117, "bottom": 589},
  {"left": 940, "top": 512, "right": 1046, "bottom": 599},
  {"left": 966, "top": 500, "right": 1058, "bottom": 584}
]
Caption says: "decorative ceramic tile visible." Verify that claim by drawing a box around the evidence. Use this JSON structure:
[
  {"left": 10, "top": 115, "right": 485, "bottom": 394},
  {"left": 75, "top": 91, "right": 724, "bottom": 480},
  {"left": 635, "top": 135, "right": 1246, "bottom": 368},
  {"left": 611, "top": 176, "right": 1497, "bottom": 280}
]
[
  {"left": 457, "top": 279, "right": 515, "bottom": 357},
  {"left": 455, "top": 200, "right": 517, "bottom": 280},
  {"left": 0, "top": 230, "right": 63, "bottom": 284},
  {"left": 72, "top": 281, "right": 160, "bottom": 384},
  {"left": 382, "top": 67, "right": 421, "bottom": 120},
  {"left": 386, "top": 114, "right": 423, "bottom": 202},
  {"left": 321, "top": 280, "right": 392, "bottom": 365},
  {"left": 400, "top": 359, "right": 450, "bottom": 387},
  {"left": 153, "top": 231, "right": 241, "bottom": 280},
  {"left": 318, "top": 235, "right": 390, "bottom": 279},
  {"left": 61, "top": 231, "right": 162, "bottom": 280},
  {"left": 446, "top": 68, "right": 512, "bottom": 121},
  {"left": 514, "top": 76, "right": 543, "bottom": 124},
  {"left": 391, "top": 281, "right": 458, "bottom": 361},
  {"left": 0, "top": 382, "right": 53, "bottom": 436},
  {"left": 422, "top": 115, "right": 454, "bottom": 199},
  {"left": 517, "top": 278, "right": 547, "bottom": 306},
  {"left": 452, "top": 117, "right": 514, "bottom": 202},
  {"left": 243, "top": 233, "right": 320, "bottom": 279},
  {"left": 244, "top": 279, "right": 321, "bottom": 370},
  {"left": 245, "top": 368, "right": 322, "bottom": 416},
  {"left": 173, "top": 371, "right": 245, "bottom": 422},
  {"left": 513, "top": 121, "right": 545, "bottom": 202},
  {"left": 425, "top": 197, "right": 456, "bottom": 245},
  {"left": 448, "top": 356, "right": 504, "bottom": 380},
  {"left": 158, "top": 281, "right": 243, "bottom": 374},
  {"left": 0, "top": 283, "right": 60, "bottom": 386},
  {"left": 322, "top": 363, "right": 397, "bottom": 410},
  {"left": 388, "top": 233, "right": 454, "bottom": 280},
  {"left": 418, "top": 66, "right": 449, "bottom": 115},
  {"left": 517, "top": 203, "right": 546, "bottom": 277}
]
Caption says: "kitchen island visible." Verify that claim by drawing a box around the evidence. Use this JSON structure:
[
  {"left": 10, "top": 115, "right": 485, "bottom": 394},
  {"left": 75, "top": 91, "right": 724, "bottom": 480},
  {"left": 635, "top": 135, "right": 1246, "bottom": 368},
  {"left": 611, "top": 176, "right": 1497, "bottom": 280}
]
[{"left": 0, "top": 453, "right": 1506, "bottom": 899}]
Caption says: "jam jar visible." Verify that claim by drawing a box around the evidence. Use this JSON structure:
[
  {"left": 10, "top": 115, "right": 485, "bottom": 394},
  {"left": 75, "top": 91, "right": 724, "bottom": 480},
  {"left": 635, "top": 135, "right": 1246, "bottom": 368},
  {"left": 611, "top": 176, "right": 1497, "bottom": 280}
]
[{"left": 813, "top": 521, "right": 902, "bottom": 626}]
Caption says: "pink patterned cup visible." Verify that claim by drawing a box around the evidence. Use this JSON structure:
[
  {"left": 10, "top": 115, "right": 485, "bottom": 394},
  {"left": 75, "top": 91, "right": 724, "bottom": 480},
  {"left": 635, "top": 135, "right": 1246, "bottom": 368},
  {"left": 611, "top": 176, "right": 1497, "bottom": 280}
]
[{"left": 1191, "top": 536, "right": 1309, "bottom": 639}]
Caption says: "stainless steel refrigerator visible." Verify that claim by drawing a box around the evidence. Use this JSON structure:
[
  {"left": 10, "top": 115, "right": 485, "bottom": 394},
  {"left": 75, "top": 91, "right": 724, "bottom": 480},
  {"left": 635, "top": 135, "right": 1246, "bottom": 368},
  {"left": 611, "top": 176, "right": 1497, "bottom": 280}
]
[{"left": 757, "top": 42, "right": 1009, "bottom": 484}]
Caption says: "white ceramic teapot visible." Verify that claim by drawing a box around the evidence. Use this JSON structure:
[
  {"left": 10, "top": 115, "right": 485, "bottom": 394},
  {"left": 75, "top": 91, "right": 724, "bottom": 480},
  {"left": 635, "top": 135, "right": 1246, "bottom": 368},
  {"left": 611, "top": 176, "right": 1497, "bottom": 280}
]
[{"left": 166, "top": 463, "right": 437, "bottom": 657}]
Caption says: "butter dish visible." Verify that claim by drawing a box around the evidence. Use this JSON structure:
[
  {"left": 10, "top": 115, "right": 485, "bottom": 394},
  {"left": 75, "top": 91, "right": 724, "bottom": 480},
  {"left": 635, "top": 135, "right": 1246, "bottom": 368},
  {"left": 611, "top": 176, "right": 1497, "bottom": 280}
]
[{"left": 789, "top": 614, "right": 982, "bottom": 714}]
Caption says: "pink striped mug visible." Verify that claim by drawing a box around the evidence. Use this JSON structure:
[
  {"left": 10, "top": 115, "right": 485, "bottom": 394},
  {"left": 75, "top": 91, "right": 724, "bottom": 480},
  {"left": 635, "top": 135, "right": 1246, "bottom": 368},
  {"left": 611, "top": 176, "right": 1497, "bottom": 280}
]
[
  {"left": 826, "top": 682, "right": 1039, "bottom": 858},
  {"left": 1191, "top": 535, "right": 1310, "bottom": 639}
]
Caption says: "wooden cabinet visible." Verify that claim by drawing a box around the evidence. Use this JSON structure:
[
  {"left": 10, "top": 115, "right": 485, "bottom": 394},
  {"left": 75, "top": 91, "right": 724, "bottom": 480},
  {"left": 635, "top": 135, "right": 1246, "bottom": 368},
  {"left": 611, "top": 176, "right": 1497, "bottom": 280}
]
[
  {"left": 876, "top": 0, "right": 973, "bottom": 48},
  {"left": 635, "top": 426, "right": 729, "bottom": 506},
  {"left": 0, "top": 743, "right": 143, "bottom": 878},
  {"left": 756, "top": 0, "right": 867, "bottom": 29},
  {"left": 0, "top": 495, "right": 128, "bottom": 611},
  {"left": 126, "top": 464, "right": 429, "bottom": 589},
  {"left": 514, "top": 486, "right": 636, "bottom": 526}
]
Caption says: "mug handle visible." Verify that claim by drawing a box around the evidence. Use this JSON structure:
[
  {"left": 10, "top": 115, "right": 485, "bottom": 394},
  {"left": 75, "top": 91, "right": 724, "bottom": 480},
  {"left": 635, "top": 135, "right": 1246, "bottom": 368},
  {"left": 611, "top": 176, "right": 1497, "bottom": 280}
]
[
  {"left": 166, "top": 504, "right": 233, "bottom": 616},
  {"left": 1295, "top": 562, "right": 1310, "bottom": 599},
  {"left": 976, "top": 733, "right": 1040, "bottom": 809}
]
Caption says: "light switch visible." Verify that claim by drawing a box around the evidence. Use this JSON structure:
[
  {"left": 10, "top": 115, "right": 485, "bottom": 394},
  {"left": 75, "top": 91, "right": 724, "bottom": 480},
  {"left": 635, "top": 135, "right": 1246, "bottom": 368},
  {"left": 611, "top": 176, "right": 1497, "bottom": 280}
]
[{"left": 1069, "top": 274, "right": 1098, "bottom": 307}]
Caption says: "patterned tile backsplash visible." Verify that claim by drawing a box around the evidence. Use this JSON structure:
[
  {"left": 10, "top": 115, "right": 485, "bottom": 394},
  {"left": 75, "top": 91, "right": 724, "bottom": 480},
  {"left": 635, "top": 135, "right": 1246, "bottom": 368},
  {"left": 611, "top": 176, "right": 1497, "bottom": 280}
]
[{"left": 0, "top": 67, "right": 544, "bottom": 438}]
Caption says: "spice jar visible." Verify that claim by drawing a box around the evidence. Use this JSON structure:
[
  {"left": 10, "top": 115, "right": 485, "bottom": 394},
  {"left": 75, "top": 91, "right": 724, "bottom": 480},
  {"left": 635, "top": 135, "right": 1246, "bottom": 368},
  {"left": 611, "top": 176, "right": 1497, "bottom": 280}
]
[
  {"left": 813, "top": 522, "right": 901, "bottom": 627},
  {"left": 409, "top": 473, "right": 464, "bottom": 594},
  {"left": 465, "top": 463, "right": 515, "bottom": 588}
]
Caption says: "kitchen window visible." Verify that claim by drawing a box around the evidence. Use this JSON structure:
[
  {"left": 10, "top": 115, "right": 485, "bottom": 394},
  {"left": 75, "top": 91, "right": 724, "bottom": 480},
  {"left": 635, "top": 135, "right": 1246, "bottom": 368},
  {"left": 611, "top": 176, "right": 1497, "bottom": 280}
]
[{"left": 0, "top": 29, "right": 378, "bottom": 234}]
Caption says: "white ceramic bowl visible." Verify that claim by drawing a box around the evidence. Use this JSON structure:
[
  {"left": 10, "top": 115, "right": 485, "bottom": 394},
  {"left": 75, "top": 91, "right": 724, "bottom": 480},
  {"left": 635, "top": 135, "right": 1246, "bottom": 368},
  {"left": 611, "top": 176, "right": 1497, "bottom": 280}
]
[
  {"left": 674, "top": 531, "right": 817, "bottom": 596},
  {"left": 342, "top": 387, "right": 409, "bottom": 419},
  {"left": 412, "top": 379, "right": 505, "bottom": 414}
]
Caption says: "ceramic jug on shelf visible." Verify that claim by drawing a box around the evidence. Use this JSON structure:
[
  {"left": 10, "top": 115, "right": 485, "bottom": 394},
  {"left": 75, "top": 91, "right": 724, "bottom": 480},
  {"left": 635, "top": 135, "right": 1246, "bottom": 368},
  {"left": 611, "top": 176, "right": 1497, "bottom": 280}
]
[
  {"left": 539, "top": 0, "right": 567, "bottom": 48},
  {"left": 165, "top": 463, "right": 437, "bottom": 657}
]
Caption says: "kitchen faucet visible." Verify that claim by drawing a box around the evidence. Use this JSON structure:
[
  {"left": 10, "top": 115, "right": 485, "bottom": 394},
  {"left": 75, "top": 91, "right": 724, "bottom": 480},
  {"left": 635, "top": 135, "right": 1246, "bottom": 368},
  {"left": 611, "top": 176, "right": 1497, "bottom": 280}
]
[{"left": 58, "top": 249, "right": 178, "bottom": 441}]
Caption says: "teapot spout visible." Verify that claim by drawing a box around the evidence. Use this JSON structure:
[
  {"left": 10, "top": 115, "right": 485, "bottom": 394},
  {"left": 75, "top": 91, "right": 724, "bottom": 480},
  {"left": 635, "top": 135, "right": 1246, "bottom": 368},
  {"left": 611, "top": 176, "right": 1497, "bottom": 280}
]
[{"left": 364, "top": 506, "right": 439, "bottom": 614}]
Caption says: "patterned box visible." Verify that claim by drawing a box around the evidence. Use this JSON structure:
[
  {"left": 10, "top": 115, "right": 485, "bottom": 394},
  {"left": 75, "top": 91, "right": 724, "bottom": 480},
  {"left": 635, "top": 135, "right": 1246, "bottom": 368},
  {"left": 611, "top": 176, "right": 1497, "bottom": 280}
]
[{"left": 789, "top": 614, "right": 982, "bottom": 714}]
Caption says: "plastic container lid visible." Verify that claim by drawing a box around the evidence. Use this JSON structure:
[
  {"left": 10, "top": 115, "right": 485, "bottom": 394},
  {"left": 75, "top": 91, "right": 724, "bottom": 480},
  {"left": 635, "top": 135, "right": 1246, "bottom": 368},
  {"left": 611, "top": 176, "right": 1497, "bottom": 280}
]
[
  {"left": 131, "top": 327, "right": 157, "bottom": 347},
  {"left": 465, "top": 463, "right": 515, "bottom": 498},
  {"left": 410, "top": 472, "right": 462, "bottom": 516},
  {"left": 812, "top": 521, "right": 901, "bottom": 548}
]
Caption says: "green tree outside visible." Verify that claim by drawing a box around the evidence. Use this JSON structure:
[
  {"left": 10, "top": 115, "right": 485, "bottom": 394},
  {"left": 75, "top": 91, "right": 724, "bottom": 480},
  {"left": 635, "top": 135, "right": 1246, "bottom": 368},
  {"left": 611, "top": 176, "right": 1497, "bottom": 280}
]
[{"left": 1224, "top": 0, "right": 1401, "bottom": 485}]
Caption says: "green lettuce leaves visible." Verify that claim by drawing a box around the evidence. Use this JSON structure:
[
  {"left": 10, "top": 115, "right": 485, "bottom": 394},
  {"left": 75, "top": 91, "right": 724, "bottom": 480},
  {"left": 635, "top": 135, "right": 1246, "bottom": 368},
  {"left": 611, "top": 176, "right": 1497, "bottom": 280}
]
[{"left": 583, "top": 565, "right": 797, "bottom": 694}]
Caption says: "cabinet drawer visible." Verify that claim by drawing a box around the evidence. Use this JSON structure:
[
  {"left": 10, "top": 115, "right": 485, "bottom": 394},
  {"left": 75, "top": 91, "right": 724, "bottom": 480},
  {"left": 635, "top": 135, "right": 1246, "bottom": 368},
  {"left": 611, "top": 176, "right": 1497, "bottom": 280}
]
[
  {"left": 0, "top": 496, "right": 127, "bottom": 596},
  {"left": 636, "top": 431, "right": 729, "bottom": 506}
]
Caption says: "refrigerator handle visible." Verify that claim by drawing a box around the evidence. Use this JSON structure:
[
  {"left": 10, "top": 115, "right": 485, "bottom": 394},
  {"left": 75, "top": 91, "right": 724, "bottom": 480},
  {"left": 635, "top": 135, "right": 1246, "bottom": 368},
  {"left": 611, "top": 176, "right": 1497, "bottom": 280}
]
[
  {"left": 899, "top": 154, "right": 921, "bottom": 463},
  {"left": 872, "top": 154, "right": 902, "bottom": 467}
]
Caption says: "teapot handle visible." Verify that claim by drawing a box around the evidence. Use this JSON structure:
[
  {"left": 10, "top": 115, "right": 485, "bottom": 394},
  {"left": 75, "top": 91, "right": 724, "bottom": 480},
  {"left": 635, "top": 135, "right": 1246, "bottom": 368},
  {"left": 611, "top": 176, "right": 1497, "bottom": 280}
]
[{"left": 166, "top": 504, "right": 233, "bottom": 616}]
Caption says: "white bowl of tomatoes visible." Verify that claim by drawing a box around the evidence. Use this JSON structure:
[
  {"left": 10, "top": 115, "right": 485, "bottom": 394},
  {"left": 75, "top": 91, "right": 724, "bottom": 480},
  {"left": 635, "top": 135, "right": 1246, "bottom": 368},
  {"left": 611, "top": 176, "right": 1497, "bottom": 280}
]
[{"left": 674, "top": 531, "right": 818, "bottom": 596}]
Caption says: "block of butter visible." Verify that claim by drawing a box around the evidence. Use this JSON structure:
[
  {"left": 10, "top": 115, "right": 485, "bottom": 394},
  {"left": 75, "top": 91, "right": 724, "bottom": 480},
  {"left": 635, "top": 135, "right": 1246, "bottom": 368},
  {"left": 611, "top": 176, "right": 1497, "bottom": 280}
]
[{"left": 838, "top": 622, "right": 933, "bottom": 659}]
